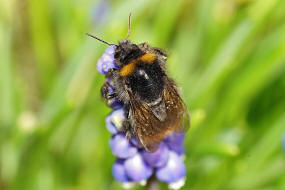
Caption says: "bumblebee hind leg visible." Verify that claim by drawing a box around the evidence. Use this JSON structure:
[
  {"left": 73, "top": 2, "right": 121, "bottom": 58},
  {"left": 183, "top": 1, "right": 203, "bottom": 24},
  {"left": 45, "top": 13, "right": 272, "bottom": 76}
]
[
  {"left": 123, "top": 119, "right": 132, "bottom": 140},
  {"left": 122, "top": 105, "right": 132, "bottom": 137}
]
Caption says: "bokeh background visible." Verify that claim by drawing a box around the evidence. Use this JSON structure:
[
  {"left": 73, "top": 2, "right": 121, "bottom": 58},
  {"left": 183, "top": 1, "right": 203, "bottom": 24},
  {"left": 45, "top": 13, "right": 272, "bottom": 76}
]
[{"left": 1, "top": 0, "right": 285, "bottom": 189}]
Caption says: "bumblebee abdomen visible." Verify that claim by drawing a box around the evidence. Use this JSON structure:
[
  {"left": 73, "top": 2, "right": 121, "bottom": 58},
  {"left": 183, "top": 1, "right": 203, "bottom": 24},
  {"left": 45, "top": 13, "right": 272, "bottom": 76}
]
[{"left": 128, "top": 63, "right": 164, "bottom": 103}]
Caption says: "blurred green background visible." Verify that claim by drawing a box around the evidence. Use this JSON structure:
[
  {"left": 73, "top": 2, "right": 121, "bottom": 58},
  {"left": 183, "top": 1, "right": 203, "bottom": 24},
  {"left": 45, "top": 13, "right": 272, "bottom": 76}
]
[{"left": 1, "top": 0, "right": 285, "bottom": 189}]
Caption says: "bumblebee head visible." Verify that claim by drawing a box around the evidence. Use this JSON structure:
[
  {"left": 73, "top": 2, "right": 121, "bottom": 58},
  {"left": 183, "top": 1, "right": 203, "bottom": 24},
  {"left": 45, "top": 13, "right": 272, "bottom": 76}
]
[{"left": 114, "top": 40, "right": 144, "bottom": 65}]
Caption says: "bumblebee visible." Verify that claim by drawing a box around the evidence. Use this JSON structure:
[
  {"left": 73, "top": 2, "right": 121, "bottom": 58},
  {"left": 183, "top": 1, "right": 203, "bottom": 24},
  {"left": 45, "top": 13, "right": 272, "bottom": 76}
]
[{"left": 87, "top": 15, "right": 190, "bottom": 152}]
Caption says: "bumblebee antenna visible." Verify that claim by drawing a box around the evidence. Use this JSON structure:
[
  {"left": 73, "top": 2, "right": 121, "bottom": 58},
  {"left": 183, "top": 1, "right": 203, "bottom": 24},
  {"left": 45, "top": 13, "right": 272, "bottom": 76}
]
[
  {"left": 125, "top": 13, "right": 132, "bottom": 40},
  {"left": 85, "top": 33, "right": 115, "bottom": 46}
]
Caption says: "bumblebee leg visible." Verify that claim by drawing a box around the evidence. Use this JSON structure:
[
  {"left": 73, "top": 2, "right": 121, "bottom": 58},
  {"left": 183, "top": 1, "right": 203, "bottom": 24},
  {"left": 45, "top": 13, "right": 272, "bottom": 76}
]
[
  {"left": 123, "top": 118, "right": 144, "bottom": 148},
  {"left": 101, "top": 68, "right": 119, "bottom": 100},
  {"left": 121, "top": 118, "right": 130, "bottom": 137},
  {"left": 101, "top": 80, "right": 116, "bottom": 101},
  {"left": 122, "top": 105, "right": 132, "bottom": 139},
  {"left": 125, "top": 131, "right": 132, "bottom": 140}
]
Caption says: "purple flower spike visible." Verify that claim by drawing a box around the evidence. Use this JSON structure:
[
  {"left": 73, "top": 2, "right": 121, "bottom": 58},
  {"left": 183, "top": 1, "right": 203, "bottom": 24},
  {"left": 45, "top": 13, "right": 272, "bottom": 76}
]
[
  {"left": 105, "top": 114, "right": 118, "bottom": 134},
  {"left": 109, "top": 133, "right": 137, "bottom": 159},
  {"left": 112, "top": 159, "right": 130, "bottom": 182},
  {"left": 124, "top": 153, "right": 153, "bottom": 182},
  {"left": 165, "top": 133, "right": 185, "bottom": 145},
  {"left": 142, "top": 142, "right": 169, "bottom": 167},
  {"left": 107, "top": 98, "right": 123, "bottom": 110},
  {"left": 169, "top": 143, "right": 185, "bottom": 156},
  {"left": 165, "top": 133, "right": 185, "bottom": 155},
  {"left": 105, "top": 45, "right": 116, "bottom": 54},
  {"left": 105, "top": 109, "right": 125, "bottom": 134},
  {"left": 97, "top": 45, "right": 117, "bottom": 74},
  {"left": 130, "top": 136, "right": 143, "bottom": 148},
  {"left": 156, "top": 151, "right": 186, "bottom": 183}
]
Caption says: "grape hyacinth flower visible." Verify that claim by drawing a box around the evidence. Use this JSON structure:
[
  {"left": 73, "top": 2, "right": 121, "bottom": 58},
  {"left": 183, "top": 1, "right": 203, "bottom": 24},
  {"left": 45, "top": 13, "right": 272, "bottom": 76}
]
[{"left": 98, "top": 45, "right": 187, "bottom": 189}]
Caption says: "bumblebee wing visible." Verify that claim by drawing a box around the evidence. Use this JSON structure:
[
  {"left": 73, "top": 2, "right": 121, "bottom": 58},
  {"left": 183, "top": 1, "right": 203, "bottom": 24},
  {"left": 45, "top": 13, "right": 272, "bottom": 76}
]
[
  {"left": 163, "top": 78, "right": 190, "bottom": 133},
  {"left": 178, "top": 103, "right": 190, "bottom": 133},
  {"left": 128, "top": 94, "right": 164, "bottom": 152},
  {"left": 147, "top": 97, "right": 167, "bottom": 122},
  {"left": 128, "top": 79, "right": 190, "bottom": 152}
]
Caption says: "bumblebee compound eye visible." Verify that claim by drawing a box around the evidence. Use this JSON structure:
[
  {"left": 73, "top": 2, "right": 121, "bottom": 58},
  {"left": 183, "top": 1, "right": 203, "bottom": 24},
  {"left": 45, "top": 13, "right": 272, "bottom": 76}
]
[
  {"left": 114, "top": 52, "right": 120, "bottom": 60},
  {"left": 114, "top": 47, "right": 128, "bottom": 64},
  {"left": 114, "top": 47, "right": 122, "bottom": 59}
]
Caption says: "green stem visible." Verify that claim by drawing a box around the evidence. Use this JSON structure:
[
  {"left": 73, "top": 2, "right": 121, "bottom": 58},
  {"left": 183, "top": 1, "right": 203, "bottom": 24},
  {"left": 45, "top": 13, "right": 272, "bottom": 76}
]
[{"left": 146, "top": 175, "right": 160, "bottom": 190}]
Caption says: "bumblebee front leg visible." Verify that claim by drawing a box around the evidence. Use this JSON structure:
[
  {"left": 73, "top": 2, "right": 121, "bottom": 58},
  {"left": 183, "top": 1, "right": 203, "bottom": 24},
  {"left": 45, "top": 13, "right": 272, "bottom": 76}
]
[
  {"left": 123, "top": 117, "right": 143, "bottom": 148},
  {"left": 101, "top": 80, "right": 116, "bottom": 101},
  {"left": 101, "top": 68, "right": 118, "bottom": 101}
]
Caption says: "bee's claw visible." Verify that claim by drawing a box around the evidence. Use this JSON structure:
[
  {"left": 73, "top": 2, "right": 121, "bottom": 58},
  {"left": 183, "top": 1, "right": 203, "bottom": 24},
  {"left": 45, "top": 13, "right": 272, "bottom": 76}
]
[
  {"left": 107, "top": 93, "right": 116, "bottom": 99},
  {"left": 125, "top": 131, "right": 132, "bottom": 140}
]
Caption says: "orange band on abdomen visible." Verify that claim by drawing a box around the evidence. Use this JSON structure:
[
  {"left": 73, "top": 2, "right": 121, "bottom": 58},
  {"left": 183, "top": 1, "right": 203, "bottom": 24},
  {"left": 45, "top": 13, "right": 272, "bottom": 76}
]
[
  {"left": 138, "top": 53, "right": 156, "bottom": 63},
  {"left": 119, "top": 61, "right": 136, "bottom": 77},
  {"left": 119, "top": 53, "right": 156, "bottom": 77}
]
